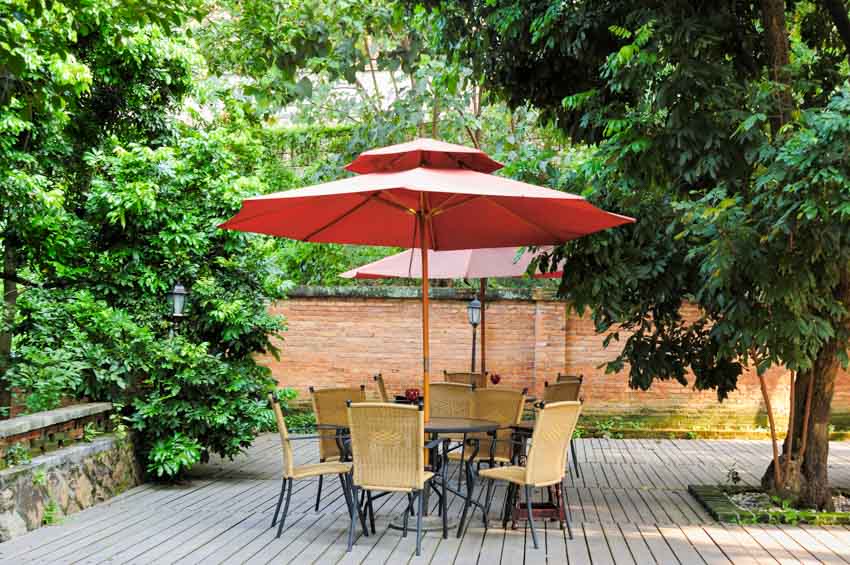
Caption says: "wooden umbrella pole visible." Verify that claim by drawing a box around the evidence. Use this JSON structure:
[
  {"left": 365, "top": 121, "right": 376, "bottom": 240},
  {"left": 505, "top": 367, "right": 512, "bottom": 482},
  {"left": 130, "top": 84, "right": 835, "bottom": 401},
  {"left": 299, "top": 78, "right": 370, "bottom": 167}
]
[
  {"left": 480, "top": 277, "right": 487, "bottom": 376},
  {"left": 420, "top": 207, "right": 431, "bottom": 422}
]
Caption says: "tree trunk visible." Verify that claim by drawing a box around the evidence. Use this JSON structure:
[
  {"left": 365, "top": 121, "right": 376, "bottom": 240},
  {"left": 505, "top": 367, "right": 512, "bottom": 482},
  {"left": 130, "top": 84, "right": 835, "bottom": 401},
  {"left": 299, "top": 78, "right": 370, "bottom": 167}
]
[
  {"left": 760, "top": 0, "right": 792, "bottom": 134},
  {"left": 761, "top": 272, "right": 849, "bottom": 509},
  {"left": 762, "top": 349, "right": 839, "bottom": 509},
  {"left": 0, "top": 237, "right": 16, "bottom": 417}
]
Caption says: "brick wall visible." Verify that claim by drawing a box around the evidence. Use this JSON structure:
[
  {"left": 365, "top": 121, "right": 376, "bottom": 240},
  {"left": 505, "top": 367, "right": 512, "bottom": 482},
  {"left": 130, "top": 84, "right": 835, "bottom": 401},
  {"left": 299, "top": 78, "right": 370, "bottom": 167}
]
[{"left": 258, "top": 286, "right": 850, "bottom": 429}]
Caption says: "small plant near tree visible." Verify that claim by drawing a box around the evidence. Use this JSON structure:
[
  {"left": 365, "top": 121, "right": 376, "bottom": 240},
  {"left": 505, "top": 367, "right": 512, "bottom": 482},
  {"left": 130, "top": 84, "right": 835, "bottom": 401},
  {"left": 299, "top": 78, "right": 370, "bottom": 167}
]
[{"left": 726, "top": 464, "right": 742, "bottom": 486}]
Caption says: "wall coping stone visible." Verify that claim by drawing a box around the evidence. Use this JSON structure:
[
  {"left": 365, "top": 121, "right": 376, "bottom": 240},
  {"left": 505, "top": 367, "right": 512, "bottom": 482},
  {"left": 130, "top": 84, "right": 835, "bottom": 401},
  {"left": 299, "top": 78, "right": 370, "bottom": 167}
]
[
  {"left": 0, "top": 403, "right": 113, "bottom": 439},
  {"left": 287, "top": 285, "right": 560, "bottom": 301},
  {"left": 0, "top": 435, "right": 121, "bottom": 484}
]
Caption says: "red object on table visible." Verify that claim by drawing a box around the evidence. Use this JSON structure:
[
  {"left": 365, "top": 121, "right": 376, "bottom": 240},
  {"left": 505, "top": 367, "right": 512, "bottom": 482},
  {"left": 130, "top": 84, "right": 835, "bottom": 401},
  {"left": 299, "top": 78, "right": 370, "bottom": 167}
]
[
  {"left": 489, "top": 374, "right": 501, "bottom": 385},
  {"left": 404, "top": 388, "right": 421, "bottom": 402}
]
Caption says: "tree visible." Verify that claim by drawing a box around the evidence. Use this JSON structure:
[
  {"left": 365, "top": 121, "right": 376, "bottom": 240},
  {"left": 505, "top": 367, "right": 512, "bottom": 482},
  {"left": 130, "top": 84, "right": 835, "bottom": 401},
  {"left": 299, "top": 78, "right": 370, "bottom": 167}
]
[
  {"left": 418, "top": 0, "right": 850, "bottom": 509},
  {"left": 0, "top": 0, "right": 200, "bottom": 411}
]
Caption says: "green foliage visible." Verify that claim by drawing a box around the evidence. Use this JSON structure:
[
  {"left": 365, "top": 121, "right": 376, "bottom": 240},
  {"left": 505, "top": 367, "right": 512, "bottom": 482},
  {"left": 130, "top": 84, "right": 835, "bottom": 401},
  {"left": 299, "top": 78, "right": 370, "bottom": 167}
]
[
  {"left": 4, "top": 443, "right": 31, "bottom": 467},
  {"left": 82, "top": 422, "right": 102, "bottom": 443},
  {"left": 420, "top": 0, "right": 850, "bottom": 400},
  {"left": 41, "top": 500, "right": 60, "bottom": 526},
  {"left": 284, "top": 412, "right": 317, "bottom": 434},
  {"left": 32, "top": 467, "right": 47, "bottom": 487},
  {"left": 147, "top": 432, "right": 202, "bottom": 478}
]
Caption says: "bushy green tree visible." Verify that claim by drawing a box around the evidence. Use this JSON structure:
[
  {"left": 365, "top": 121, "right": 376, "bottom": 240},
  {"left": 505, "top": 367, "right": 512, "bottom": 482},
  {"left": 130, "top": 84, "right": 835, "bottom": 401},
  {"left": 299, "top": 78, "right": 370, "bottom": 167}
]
[{"left": 418, "top": 0, "right": 850, "bottom": 508}]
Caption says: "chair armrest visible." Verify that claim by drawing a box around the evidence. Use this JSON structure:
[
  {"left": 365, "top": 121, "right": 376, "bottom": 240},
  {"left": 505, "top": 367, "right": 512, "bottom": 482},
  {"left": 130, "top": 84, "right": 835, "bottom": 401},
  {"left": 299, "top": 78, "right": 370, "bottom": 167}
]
[
  {"left": 289, "top": 434, "right": 350, "bottom": 441},
  {"left": 423, "top": 438, "right": 444, "bottom": 450}
]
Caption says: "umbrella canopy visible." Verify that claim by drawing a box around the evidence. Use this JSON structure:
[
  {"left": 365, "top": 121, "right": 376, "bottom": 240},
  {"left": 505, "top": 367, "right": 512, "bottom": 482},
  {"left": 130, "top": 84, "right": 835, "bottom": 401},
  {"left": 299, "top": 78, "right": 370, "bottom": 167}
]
[
  {"left": 340, "top": 246, "right": 564, "bottom": 374},
  {"left": 220, "top": 138, "right": 634, "bottom": 419},
  {"left": 220, "top": 166, "right": 633, "bottom": 250},
  {"left": 339, "top": 247, "right": 560, "bottom": 280}
]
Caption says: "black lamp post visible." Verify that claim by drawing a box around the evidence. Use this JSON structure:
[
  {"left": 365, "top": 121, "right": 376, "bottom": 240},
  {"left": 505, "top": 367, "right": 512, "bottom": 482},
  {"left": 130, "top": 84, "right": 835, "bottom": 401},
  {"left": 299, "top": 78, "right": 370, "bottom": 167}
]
[
  {"left": 467, "top": 296, "right": 481, "bottom": 372},
  {"left": 166, "top": 282, "right": 188, "bottom": 337}
]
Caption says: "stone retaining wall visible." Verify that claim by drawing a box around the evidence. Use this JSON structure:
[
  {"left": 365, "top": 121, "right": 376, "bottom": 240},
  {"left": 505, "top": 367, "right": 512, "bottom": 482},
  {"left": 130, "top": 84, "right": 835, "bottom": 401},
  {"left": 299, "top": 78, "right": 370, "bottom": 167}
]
[{"left": 0, "top": 434, "right": 141, "bottom": 542}]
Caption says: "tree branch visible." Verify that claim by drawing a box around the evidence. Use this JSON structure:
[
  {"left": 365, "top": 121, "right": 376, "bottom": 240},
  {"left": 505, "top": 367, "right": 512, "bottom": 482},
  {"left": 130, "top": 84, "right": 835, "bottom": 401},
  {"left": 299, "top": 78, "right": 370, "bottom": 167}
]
[{"left": 822, "top": 0, "right": 850, "bottom": 60}]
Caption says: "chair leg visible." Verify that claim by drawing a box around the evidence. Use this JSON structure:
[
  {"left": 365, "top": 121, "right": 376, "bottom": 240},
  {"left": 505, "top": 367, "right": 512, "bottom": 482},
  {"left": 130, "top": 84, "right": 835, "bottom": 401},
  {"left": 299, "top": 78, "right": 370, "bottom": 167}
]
[
  {"left": 501, "top": 483, "right": 513, "bottom": 529},
  {"left": 440, "top": 479, "right": 448, "bottom": 539},
  {"left": 347, "top": 483, "right": 357, "bottom": 552},
  {"left": 338, "top": 473, "right": 352, "bottom": 516},
  {"left": 366, "top": 490, "right": 376, "bottom": 534},
  {"left": 271, "top": 477, "right": 286, "bottom": 527},
  {"left": 403, "top": 493, "right": 412, "bottom": 537},
  {"left": 570, "top": 439, "right": 580, "bottom": 478},
  {"left": 315, "top": 474, "right": 323, "bottom": 512},
  {"left": 482, "top": 478, "right": 495, "bottom": 529},
  {"left": 524, "top": 485, "right": 539, "bottom": 549},
  {"left": 561, "top": 477, "right": 573, "bottom": 540},
  {"left": 456, "top": 460, "right": 474, "bottom": 538},
  {"left": 416, "top": 489, "right": 424, "bottom": 556},
  {"left": 276, "top": 478, "right": 293, "bottom": 538}
]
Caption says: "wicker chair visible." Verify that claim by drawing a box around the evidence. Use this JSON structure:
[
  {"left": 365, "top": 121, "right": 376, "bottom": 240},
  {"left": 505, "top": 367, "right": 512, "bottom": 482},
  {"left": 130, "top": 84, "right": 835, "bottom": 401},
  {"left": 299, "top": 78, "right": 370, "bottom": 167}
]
[
  {"left": 544, "top": 380, "right": 583, "bottom": 478},
  {"left": 475, "top": 400, "right": 581, "bottom": 548},
  {"left": 428, "top": 382, "right": 474, "bottom": 420},
  {"left": 310, "top": 385, "right": 366, "bottom": 512},
  {"left": 345, "top": 402, "right": 445, "bottom": 556},
  {"left": 449, "top": 387, "right": 525, "bottom": 466},
  {"left": 444, "top": 370, "right": 487, "bottom": 388},
  {"left": 267, "top": 394, "right": 359, "bottom": 538},
  {"left": 556, "top": 373, "right": 583, "bottom": 384},
  {"left": 373, "top": 373, "right": 390, "bottom": 402}
]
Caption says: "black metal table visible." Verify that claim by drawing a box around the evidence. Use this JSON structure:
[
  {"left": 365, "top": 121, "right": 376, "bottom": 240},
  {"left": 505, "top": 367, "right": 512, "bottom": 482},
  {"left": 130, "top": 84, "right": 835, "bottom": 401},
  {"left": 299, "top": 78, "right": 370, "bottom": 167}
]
[
  {"left": 423, "top": 417, "right": 499, "bottom": 536},
  {"left": 319, "top": 418, "right": 500, "bottom": 536}
]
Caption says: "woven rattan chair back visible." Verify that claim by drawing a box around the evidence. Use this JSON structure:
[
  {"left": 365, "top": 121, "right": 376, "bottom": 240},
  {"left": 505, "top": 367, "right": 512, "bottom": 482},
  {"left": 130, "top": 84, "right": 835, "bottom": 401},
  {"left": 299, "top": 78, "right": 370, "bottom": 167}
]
[
  {"left": 311, "top": 385, "right": 366, "bottom": 461},
  {"left": 347, "top": 402, "right": 426, "bottom": 491},
  {"left": 556, "top": 373, "right": 583, "bottom": 384},
  {"left": 525, "top": 401, "right": 581, "bottom": 487},
  {"left": 429, "top": 382, "right": 474, "bottom": 419},
  {"left": 268, "top": 394, "right": 295, "bottom": 478},
  {"left": 471, "top": 388, "right": 525, "bottom": 461},
  {"left": 543, "top": 379, "right": 582, "bottom": 403},
  {"left": 373, "top": 373, "right": 390, "bottom": 402},
  {"left": 444, "top": 371, "right": 487, "bottom": 388}
]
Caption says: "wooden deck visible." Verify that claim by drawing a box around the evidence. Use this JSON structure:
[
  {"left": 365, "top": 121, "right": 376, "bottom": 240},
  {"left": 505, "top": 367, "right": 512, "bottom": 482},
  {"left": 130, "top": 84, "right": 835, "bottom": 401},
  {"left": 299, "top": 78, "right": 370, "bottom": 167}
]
[{"left": 2, "top": 436, "right": 850, "bottom": 564}]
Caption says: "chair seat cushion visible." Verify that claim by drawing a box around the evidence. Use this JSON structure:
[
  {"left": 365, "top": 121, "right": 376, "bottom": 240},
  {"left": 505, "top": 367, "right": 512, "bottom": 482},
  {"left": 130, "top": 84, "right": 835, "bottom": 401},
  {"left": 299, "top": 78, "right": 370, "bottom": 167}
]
[
  {"left": 289, "top": 461, "right": 352, "bottom": 479},
  {"left": 359, "top": 471, "right": 434, "bottom": 492},
  {"left": 478, "top": 465, "right": 527, "bottom": 485}
]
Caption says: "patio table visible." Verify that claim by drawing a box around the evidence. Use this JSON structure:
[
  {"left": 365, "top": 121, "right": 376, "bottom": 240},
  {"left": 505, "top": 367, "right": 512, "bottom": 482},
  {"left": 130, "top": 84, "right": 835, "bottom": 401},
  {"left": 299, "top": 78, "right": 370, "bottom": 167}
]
[{"left": 319, "top": 418, "right": 500, "bottom": 536}]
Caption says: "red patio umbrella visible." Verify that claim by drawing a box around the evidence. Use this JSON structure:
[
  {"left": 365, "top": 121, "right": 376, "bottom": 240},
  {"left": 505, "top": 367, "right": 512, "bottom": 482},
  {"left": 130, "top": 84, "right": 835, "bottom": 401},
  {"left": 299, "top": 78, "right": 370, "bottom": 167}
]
[
  {"left": 220, "top": 138, "right": 634, "bottom": 419},
  {"left": 340, "top": 246, "right": 563, "bottom": 375}
]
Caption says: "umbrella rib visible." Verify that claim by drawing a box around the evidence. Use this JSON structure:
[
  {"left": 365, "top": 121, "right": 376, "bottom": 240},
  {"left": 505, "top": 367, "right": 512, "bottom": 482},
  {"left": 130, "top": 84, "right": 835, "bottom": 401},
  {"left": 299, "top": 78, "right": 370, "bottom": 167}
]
[
  {"left": 301, "top": 192, "right": 381, "bottom": 241},
  {"left": 431, "top": 195, "right": 482, "bottom": 216},
  {"left": 483, "top": 196, "right": 577, "bottom": 242}
]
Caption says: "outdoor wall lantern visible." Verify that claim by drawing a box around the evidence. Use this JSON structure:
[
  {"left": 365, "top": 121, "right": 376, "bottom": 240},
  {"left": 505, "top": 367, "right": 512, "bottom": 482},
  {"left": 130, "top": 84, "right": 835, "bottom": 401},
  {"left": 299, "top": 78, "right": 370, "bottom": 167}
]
[
  {"left": 167, "top": 282, "right": 188, "bottom": 319},
  {"left": 167, "top": 282, "right": 188, "bottom": 337},
  {"left": 467, "top": 297, "right": 481, "bottom": 372}
]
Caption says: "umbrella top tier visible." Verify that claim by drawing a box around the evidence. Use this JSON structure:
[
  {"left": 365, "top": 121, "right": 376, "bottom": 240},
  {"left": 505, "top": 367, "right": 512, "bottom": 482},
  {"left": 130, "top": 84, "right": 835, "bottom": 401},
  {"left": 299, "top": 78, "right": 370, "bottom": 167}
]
[
  {"left": 340, "top": 247, "right": 562, "bottom": 280},
  {"left": 345, "top": 138, "right": 503, "bottom": 174},
  {"left": 221, "top": 166, "right": 634, "bottom": 250}
]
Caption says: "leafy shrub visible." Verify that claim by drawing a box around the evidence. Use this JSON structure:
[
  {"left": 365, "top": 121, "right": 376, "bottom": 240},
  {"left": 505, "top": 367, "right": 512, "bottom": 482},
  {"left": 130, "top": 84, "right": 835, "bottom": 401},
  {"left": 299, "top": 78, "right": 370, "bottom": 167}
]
[
  {"left": 285, "top": 411, "right": 317, "bottom": 433},
  {"left": 147, "top": 433, "right": 203, "bottom": 478},
  {"left": 4, "top": 443, "right": 31, "bottom": 467}
]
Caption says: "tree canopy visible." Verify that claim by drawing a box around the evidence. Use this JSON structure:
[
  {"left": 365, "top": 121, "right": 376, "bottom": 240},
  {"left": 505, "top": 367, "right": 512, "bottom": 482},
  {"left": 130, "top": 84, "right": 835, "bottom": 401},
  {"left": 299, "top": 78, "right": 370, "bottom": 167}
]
[{"left": 417, "top": 0, "right": 850, "bottom": 508}]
